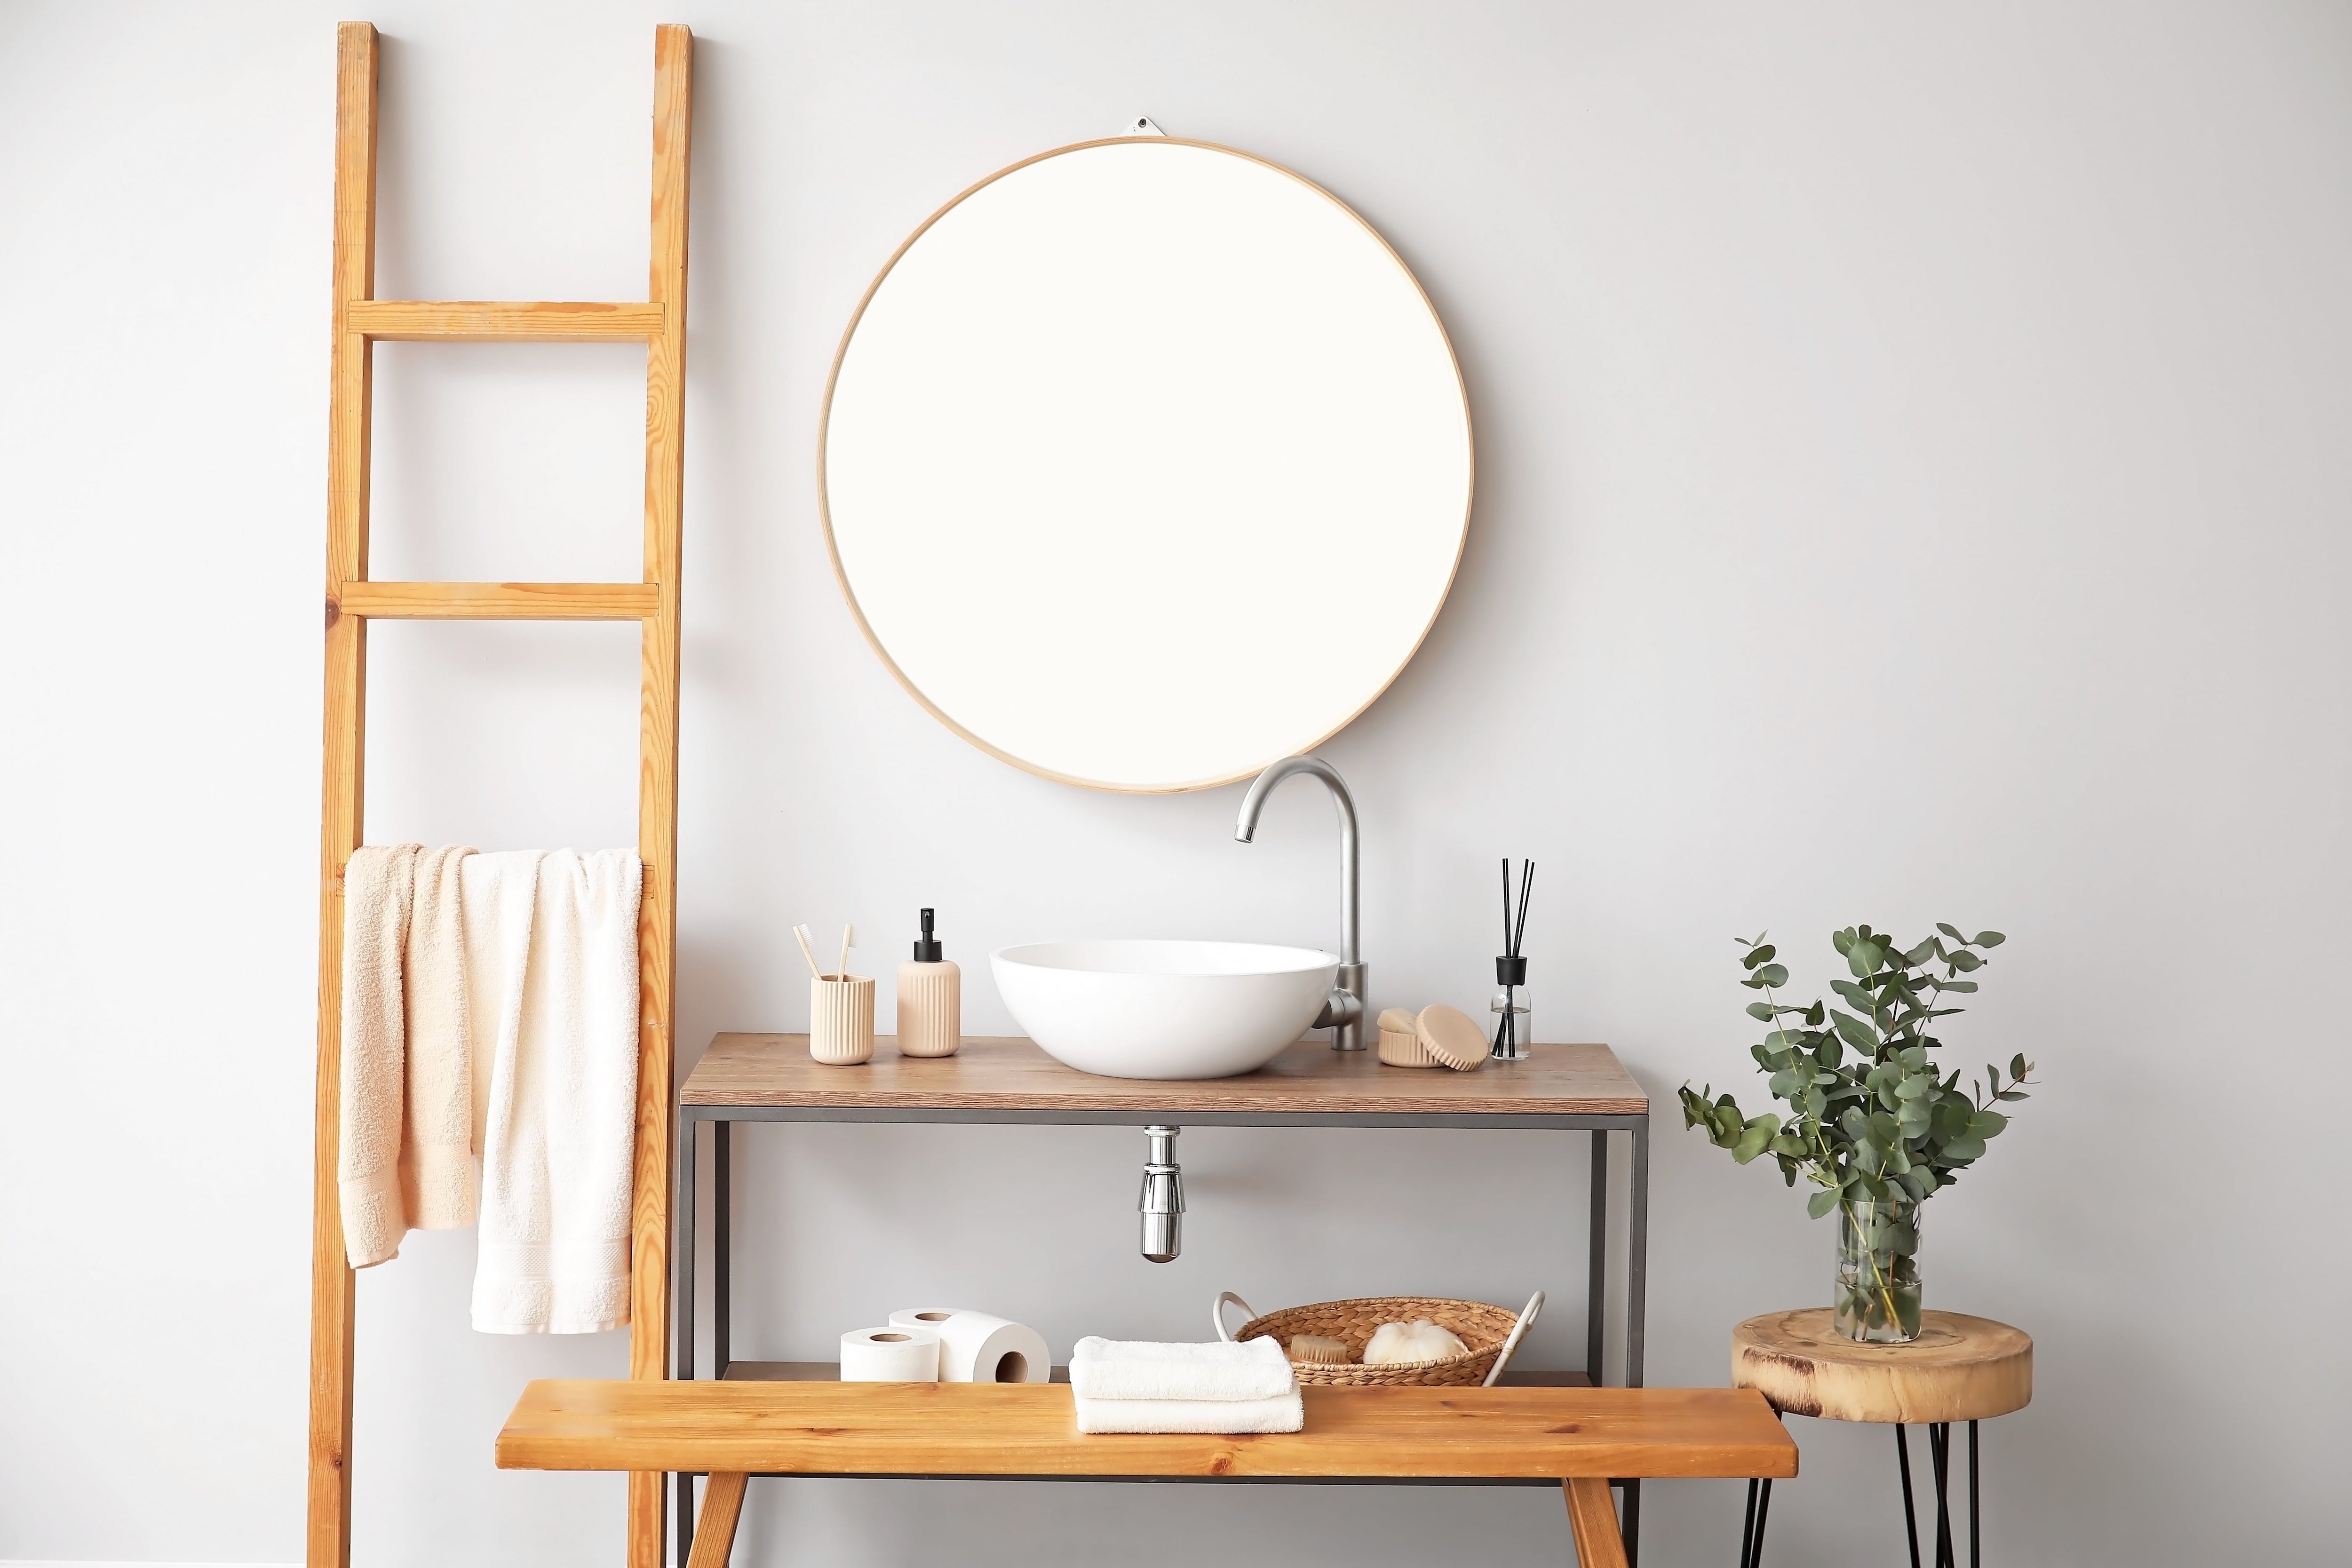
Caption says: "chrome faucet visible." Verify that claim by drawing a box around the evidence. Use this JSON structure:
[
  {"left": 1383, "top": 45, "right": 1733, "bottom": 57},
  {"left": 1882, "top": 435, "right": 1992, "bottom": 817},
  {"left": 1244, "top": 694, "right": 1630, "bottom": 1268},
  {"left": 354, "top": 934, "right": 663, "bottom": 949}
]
[{"left": 1235, "top": 755, "right": 1367, "bottom": 1050}]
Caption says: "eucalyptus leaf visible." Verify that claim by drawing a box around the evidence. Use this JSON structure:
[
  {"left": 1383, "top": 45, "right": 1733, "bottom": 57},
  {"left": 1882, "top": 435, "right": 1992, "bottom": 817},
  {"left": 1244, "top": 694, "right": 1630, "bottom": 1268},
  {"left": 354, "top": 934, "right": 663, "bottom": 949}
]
[
  {"left": 1975, "top": 931, "right": 2005, "bottom": 947},
  {"left": 1807, "top": 1188, "right": 1841, "bottom": 1219},
  {"left": 1831, "top": 1010, "right": 1880, "bottom": 1053}
]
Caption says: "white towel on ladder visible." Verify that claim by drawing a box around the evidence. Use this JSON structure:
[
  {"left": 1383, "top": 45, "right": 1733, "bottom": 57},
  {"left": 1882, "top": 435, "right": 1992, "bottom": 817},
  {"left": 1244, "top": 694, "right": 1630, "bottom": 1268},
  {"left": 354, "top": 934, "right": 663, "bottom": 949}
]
[{"left": 465, "top": 849, "right": 642, "bottom": 1334}]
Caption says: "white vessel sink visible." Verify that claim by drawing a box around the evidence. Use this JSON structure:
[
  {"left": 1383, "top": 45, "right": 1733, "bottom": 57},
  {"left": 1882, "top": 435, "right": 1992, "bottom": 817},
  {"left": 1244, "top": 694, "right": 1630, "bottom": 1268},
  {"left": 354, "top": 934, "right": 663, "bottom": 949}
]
[{"left": 991, "top": 940, "right": 1340, "bottom": 1080}]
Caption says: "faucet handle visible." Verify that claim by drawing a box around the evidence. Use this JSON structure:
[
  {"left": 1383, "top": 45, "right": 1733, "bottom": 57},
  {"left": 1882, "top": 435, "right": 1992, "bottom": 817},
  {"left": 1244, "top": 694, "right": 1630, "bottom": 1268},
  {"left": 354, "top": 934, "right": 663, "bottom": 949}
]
[{"left": 1313, "top": 987, "right": 1364, "bottom": 1030}]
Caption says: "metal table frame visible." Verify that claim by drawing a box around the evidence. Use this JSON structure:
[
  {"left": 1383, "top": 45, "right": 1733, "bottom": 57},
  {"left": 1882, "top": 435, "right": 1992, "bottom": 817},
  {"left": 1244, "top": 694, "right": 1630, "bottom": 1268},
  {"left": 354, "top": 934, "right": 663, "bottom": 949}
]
[{"left": 670, "top": 1101, "right": 1650, "bottom": 1565}]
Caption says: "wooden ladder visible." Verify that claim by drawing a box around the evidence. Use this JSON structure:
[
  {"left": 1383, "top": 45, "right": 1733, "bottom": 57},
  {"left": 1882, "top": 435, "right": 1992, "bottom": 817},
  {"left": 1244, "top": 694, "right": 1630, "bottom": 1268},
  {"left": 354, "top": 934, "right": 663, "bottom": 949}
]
[{"left": 307, "top": 23, "right": 690, "bottom": 1568}]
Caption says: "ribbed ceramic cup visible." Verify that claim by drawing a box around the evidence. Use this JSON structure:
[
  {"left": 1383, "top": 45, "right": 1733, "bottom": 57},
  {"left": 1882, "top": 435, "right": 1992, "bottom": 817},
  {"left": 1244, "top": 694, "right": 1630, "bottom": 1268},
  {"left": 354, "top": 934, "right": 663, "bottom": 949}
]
[{"left": 810, "top": 975, "right": 875, "bottom": 1065}]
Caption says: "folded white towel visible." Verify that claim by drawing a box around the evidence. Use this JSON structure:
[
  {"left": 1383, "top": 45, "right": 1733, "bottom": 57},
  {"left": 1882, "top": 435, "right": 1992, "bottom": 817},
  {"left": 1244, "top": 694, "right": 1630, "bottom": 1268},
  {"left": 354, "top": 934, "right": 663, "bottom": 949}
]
[
  {"left": 399, "top": 843, "right": 477, "bottom": 1231},
  {"left": 1073, "top": 1390, "right": 1305, "bottom": 1434},
  {"left": 469, "top": 849, "right": 641, "bottom": 1335},
  {"left": 1069, "top": 1336, "right": 1296, "bottom": 1403},
  {"left": 339, "top": 843, "right": 421, "bottom": 1268}
]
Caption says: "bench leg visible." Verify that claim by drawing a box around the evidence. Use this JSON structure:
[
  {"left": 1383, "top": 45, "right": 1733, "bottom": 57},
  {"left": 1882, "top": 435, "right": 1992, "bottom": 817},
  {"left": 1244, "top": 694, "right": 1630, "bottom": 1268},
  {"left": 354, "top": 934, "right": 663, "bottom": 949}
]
[
  {"left": 1565, "top": 1477, "right": 1629, "bottom": 1568},
  {"left": 685, "top": 1472, "right": 747, "bottom": 1568}
]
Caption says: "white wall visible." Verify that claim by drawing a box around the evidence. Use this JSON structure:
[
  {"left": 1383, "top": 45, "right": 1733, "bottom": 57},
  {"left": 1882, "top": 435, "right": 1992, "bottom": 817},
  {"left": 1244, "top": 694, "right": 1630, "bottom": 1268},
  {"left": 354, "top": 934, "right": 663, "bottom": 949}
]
[{"left": 3, "top": 1, "right": 2347, "bottom": 1564}]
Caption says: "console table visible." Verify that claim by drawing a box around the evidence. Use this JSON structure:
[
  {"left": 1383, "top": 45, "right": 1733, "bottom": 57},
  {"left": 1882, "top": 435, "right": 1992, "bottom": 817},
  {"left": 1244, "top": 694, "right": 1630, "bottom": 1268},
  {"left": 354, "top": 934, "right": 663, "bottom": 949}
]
[{"left": 672, "top": 1035, "right": 1653, "bottom": 1562}]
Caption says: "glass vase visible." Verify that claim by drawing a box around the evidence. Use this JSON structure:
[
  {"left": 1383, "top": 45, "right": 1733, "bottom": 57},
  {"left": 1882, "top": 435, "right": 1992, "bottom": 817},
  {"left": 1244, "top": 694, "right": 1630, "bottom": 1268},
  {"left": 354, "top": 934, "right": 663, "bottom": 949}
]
[{"left": 1835, "top": 1196, "right": 1923, "bottom": 1343}]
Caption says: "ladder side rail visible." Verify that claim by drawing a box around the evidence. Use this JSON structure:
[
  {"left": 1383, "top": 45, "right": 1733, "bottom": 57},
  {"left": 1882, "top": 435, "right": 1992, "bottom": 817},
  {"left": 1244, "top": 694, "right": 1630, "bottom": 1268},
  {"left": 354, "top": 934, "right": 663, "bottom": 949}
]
[
  {"left": 309, "top": 22, "right": 380, "bottom": 1568},
  {"left": 630, "top": 24, "right": 693, "bottom": 1568}
]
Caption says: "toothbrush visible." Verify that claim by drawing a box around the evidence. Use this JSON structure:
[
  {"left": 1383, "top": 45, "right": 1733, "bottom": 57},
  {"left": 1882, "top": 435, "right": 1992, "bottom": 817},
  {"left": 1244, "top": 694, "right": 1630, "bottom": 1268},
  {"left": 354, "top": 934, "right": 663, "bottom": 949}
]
[
  {"left": 836, "top": 923, "right": 855, "bottom": 980},
  {"left": 792, "top": 923, "right": 824, "bottom": 980}
]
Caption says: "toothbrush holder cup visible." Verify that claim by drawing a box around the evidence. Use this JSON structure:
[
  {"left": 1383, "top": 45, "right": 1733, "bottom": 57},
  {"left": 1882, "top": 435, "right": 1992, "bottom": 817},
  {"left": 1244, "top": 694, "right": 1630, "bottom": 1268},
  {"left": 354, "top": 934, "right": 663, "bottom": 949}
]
[{"left": 810, "top": 974, "right": 876, "bottom": 1065}]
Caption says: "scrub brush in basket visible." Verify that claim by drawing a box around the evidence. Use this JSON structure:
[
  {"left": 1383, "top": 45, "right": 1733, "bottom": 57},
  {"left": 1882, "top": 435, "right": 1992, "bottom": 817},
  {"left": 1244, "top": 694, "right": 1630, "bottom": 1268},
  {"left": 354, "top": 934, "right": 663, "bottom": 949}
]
[{"left": 1288, "top": 1334, "right": 1351, "bottom": 1365}]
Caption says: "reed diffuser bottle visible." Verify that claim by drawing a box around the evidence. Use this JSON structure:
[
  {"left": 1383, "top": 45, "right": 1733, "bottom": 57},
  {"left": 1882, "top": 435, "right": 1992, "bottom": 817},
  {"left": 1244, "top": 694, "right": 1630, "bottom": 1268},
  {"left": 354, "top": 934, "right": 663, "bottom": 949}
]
[
  {"left": 896, "top": 907, "right": 961, "bottom": 1058},
  {"left": 1491, "top": 859, "right": 1534, "bottom": 1060}
]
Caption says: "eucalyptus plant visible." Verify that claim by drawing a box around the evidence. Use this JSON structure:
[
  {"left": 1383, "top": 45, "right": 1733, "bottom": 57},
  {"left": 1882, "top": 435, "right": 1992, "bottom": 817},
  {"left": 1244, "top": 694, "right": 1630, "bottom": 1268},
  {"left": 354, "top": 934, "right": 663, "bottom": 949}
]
[{"left": 1679, "top": 923, "right": 2034, "bottom": 1339}]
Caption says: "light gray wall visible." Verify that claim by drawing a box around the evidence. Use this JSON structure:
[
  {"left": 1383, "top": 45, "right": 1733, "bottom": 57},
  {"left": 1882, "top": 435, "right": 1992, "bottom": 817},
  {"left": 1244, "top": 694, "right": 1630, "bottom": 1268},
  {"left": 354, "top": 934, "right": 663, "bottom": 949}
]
[{"left": 3, "top": 1, "right": 2347, "bottom": 1564}]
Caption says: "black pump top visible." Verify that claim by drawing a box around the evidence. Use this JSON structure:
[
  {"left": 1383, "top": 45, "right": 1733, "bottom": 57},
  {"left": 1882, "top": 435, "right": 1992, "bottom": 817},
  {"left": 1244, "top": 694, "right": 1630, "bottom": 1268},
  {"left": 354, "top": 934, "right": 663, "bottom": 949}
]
[{"left": 913, "top": 907, "right": 943, "bottom": 963}]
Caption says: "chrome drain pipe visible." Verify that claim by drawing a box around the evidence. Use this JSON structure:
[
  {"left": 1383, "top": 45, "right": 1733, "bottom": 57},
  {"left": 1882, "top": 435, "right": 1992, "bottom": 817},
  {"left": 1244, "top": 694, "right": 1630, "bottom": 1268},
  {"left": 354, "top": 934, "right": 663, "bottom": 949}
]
[{"left": 1138, "top": 1125, "right": 1184, "bottom": 1262}]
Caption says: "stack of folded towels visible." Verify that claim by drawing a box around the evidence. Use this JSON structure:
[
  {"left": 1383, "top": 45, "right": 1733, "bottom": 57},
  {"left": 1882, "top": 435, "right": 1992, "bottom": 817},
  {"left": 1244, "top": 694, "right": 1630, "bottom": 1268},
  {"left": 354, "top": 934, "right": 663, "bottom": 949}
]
[{"left": 1068, "top": 1335, "right": 1303, "bottom": 1434}]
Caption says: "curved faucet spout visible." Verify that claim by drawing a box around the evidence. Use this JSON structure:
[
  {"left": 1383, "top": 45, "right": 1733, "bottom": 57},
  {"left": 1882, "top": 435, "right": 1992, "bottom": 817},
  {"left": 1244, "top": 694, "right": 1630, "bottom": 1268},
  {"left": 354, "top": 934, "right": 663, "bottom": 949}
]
[{"left": 1235, "top": 755, "right": 1366, "bottom": 1049}]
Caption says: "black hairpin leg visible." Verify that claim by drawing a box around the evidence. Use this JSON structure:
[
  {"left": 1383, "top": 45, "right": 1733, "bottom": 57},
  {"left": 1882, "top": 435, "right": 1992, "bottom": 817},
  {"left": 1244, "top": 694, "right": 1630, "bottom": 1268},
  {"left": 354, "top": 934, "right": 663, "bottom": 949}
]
[
  {"left": 1897, "top": 1425, "right": 1923, "bottom": 1568},
  {"left": 1734, "top": 1476, "right": 1774, "bottom": 1567},
  {"left": 1937, "top": 1422, "right": 1960, "bottom": 1568},
  {"left": 1969, "top": 1421, "right": 1980, "bottom": 1568}
]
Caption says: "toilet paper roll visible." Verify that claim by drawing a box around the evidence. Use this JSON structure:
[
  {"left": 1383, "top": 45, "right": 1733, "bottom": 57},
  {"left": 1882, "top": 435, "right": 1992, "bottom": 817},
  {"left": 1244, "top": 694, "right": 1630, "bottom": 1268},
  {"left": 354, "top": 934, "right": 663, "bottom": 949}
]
[
  {"left": 888, "top": 1307, "right": 1051, "bottom": 1384},
  {"left": 839, "top": 1325, "right": 941, "bottom": 1382}
]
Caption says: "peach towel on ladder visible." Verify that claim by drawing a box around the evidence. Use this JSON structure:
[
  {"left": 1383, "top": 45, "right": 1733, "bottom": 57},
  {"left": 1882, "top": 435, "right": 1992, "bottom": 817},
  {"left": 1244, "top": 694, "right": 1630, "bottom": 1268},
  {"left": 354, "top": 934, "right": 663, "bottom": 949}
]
[
  {"left": 402, "top": 844, "right": 478, "bottom": 1229},
  {"left": 337, "top": 843, "right": 421, "bottom": 1268}
]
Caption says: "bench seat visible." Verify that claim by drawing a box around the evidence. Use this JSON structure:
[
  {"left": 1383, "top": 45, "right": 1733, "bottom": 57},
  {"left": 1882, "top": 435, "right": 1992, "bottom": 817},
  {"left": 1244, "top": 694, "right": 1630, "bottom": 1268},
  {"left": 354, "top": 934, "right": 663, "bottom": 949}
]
[{"left": 496, "top": 1379, "right": 1796, "bottom": 1567}]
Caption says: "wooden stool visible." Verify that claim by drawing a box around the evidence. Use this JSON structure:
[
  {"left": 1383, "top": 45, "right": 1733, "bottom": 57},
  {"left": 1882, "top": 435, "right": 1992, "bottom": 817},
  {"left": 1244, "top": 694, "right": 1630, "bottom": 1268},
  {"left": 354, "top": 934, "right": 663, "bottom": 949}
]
[{"left": 1730, "top": 1309, "right": 2031, "bottom": 1568}]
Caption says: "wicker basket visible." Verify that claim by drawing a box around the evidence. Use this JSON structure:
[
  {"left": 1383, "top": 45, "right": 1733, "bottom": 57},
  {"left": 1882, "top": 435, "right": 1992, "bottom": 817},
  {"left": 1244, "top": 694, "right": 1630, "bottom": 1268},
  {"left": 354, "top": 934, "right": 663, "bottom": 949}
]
[{"left": 1214, "top": 1291, "right": 1528, "bottom": 1387}]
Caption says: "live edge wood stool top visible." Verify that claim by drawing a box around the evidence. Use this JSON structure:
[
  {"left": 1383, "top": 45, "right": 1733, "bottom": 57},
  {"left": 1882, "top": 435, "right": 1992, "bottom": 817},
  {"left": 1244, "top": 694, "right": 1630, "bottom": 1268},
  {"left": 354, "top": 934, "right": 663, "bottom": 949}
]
[
  {"left": 1732, "top": 1309, "right": 2033, "bottom": 1425},
  {"left": 683, "top": 1035, "right": 1648, "bottom": 1116},
  {"left": 495, "top": 1379, "right": 1797, "bottom": 1481}
]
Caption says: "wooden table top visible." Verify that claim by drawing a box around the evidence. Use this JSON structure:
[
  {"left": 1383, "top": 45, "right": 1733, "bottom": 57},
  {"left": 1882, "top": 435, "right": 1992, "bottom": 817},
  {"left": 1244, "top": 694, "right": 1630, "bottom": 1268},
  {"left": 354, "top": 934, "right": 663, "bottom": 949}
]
[
  {"left": 496, "top": 1379, "right": 1795, "bottom": 1481},
  {"left": 1732, "top": 1309, "right": 2032, "bottom": 1425},
  {"left": 683, "top": 1035, "right": 1647, "bottom": 1118}
]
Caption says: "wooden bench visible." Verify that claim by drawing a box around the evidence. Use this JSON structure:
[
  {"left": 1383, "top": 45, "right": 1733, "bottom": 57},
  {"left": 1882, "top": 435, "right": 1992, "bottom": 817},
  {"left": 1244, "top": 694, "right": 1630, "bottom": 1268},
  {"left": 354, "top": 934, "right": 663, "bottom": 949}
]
[{"left": 497, "top": 1380, "right": 1798, "bottom": 1568}]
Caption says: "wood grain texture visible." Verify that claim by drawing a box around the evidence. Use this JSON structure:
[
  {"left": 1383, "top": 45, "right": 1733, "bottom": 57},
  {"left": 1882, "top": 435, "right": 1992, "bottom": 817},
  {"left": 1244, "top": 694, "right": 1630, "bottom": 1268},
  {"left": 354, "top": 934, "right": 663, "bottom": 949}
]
[
  {"left": 1565, "top": 1477, "right": 1629, "bottom": 1568},
  {"left": 1732, "top": 1309, "right": 2032, "bottom": 1425},
  {"left": 683, "top": 1035, "right": 1647, "bottom": 1115},
  {"left": 629, "top": 25, "right": 693, "bottom": 1568},
  {"left": 683, "top": 1472, "right": 745, "bottom": 1568},
  {"left": 720, "top": 1361, "right": 1597, "bottom": 1388},
  {"left": 497, "top": 1382, "right": 1797, "bottom": 1481},
  {"left": 337, "top": 581, "right": 659, "bottom": 621},
  {"left": 308, "top": 23, "right": 377, "bottom": 1568},
  {"left": 347, "top": 299, "right": 665, "bottom": 340}
]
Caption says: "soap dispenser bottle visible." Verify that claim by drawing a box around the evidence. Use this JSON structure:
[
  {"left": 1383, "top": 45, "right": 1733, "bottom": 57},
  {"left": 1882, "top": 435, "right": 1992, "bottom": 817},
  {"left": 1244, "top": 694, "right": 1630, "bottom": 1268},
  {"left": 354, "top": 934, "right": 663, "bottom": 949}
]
[{"left": 895, "top": 908, "right": 961, "bottom": 1058}]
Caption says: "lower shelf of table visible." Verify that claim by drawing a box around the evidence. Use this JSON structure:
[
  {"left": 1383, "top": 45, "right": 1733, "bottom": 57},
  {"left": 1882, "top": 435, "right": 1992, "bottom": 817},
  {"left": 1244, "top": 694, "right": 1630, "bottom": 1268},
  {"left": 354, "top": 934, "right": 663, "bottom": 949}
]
[{"left": 720, "top": 1361, "right": 1593, "bottom": 1387}]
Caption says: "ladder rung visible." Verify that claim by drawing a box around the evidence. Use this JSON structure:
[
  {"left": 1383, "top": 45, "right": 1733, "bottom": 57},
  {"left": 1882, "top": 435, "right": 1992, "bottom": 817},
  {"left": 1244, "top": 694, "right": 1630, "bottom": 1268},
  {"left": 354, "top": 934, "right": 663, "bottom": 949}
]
[
  {"left": 346, "top": 301, "right": 666, "bottom": 342},
  {"left": 337, "top": 582, "right": 660, "bottom": 621}
]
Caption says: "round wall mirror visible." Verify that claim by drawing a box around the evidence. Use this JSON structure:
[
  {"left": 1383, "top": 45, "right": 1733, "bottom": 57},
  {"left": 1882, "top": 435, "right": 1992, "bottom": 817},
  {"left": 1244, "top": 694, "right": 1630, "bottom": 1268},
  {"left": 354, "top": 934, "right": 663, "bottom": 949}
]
[{"left": 821, "top": 136, "right": 1472, "bottom": 793}]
